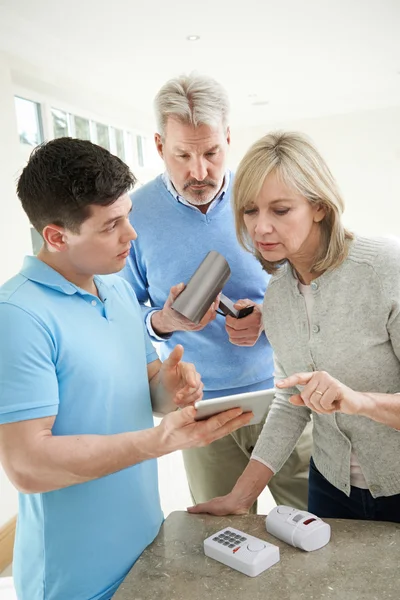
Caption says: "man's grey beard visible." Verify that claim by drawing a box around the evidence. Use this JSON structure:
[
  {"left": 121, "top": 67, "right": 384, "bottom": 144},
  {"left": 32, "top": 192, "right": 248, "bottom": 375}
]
[
  {"left": 184, "top": 190, "right": 216, "bottom": 206},
  {"left": 182, "top": 178, "right": 219, "bottom": 206}
]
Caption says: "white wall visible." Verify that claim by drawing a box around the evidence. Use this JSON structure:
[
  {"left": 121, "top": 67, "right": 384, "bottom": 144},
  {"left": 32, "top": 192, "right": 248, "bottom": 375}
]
[
  {"left": 230, "top": 106, "right": 400, "bottom": 237},
  {"left": 0, "top": 53, "right": 32, "bottom": 528}
]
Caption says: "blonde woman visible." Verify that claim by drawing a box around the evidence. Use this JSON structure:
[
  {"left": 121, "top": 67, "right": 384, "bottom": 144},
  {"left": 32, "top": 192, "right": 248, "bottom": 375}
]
[{"left": 189, "top": 131, "right": 400, "bottom": 522}]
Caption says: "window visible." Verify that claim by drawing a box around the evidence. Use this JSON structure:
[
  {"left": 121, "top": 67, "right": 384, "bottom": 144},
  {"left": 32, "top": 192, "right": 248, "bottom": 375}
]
[
  {"left": 135, "top": 134, "right": 162, "bottom": 170},
  {"left": 74, "top": 115, "right": 91, "bottom": 141},
  {"left": 124, "top": 131, "right": 133, "bottom": 167},
  {"left": 136, "top": 135, "right": 144, "bottom": 167},
  {"left": 15, "top": 96, "right": 43, "bottom": 147},
  {"left": 50, "top": 107, "right": 132, "bottom": 163},
  {"left": 52, "top": 109, "right": 69, "bottom": 138},
  {"left": 114, "top": 128, "right": 125, "bottom": 161},
  {"left": 96, "top": 122, "right": 110, "bottom": 150}
]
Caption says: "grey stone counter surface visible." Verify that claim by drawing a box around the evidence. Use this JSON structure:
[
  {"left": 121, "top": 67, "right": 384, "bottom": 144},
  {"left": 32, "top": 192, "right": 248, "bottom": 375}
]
[{"left": 113, "top": 511, "right": 400, "bottom": 600}]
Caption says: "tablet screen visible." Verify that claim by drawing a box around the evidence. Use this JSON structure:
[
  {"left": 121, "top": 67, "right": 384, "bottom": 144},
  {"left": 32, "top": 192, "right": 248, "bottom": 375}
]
[{"left": 194, "top": 388, "right": 276, "bottom": 426}]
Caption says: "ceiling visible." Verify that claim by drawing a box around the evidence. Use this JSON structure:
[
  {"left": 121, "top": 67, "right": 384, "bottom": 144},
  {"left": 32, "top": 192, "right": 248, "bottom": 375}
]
[{"left": 0, "top": 0, "right": 399, "bottom": 128}]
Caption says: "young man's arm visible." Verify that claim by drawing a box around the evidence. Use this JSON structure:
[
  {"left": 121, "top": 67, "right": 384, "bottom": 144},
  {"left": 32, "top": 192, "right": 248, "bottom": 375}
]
[
  {"left": 0, "top": 302, "right": 251, "bottom": 495},
  {"left": 0, "top": 407, "right": 251, "bottom": 495}
]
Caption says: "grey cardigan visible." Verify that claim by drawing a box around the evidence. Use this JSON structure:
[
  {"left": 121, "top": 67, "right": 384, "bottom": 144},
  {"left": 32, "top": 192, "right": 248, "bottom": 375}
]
[{"left": 252, "top": 235, "right": 400, "bottom": 498}]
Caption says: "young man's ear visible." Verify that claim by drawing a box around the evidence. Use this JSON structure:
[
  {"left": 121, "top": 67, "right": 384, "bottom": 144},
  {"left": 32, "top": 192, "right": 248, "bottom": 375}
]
[
  {"left": 42, "top": 224, "right": 68, "bottom": 252},
  {"left": 154, "top": 133, "right": 164, "bottom": 160}
]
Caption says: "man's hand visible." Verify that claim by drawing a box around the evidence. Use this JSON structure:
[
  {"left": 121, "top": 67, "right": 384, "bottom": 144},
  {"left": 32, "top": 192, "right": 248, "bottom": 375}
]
[
  {"left": 159, "top": 344, "right": 203, "bottom": 408},
  {"left": 225, "top": 301, "right": 264, "bottom": 346},
  {"left": 158, "top": 405, "right": 253, "bottom": 454},
  {"left": 276, "top": 370, "right": 366, "bottom": 415},
  {"left": 151, "top": 283, "right": 218, "bottom": 335}
]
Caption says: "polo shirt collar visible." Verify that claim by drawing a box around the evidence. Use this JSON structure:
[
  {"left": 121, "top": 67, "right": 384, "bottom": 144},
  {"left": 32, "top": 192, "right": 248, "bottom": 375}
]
[{"left": 20, "top": 256, "right": 113, "bottom": 296}]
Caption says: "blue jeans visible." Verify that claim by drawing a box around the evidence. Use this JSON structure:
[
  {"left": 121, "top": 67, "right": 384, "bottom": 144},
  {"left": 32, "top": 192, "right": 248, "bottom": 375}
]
[{"left": 308, "top": 457, "right": 400, "bottom": 523}]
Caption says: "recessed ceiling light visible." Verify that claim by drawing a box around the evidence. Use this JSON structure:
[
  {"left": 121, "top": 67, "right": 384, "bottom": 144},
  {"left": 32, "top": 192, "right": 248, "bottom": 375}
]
[{"left": 187, "top": 35, "right": 200, "bottom": 41}]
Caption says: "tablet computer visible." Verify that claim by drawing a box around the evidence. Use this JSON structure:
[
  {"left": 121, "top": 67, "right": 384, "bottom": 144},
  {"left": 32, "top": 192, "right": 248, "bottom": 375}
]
[{"left": 194, "top": 388, "right": 276, "bottom": 426}]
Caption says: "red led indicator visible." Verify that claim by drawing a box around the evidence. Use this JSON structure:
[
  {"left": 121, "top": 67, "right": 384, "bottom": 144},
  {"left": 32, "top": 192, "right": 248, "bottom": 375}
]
[
  {"left": 303, "top": 518, "right": 317, "bottom": 525},
  {"left": 233, "top": 547, "right": 240, "bottom": 553}
]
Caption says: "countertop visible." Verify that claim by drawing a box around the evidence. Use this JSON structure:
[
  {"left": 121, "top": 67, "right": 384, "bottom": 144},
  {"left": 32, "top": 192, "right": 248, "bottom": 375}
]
[{"left": 113, "top": 511, "right": 400, "bottom": 600}]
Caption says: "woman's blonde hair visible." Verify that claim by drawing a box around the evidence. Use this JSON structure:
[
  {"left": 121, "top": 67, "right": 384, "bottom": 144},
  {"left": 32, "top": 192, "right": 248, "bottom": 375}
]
[{"left": 234, "top": 131, "right": 353, "bottom": 274}]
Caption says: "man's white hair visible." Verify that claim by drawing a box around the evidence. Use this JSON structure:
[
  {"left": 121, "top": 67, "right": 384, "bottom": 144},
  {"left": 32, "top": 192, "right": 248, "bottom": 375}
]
[{"left": 154, "top": 73, "right": 230, "bottom": 137}]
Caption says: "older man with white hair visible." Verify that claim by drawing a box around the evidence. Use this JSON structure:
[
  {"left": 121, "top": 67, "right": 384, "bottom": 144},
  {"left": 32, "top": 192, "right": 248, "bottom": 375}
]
[{"left": 122, "top": 73, "right": 312, "bottom": 511}]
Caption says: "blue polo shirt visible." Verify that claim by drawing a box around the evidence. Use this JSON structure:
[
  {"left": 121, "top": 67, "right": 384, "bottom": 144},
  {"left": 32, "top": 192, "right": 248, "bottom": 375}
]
[{"left": 0, "top": 257, "right": 163, "bottom": 600}]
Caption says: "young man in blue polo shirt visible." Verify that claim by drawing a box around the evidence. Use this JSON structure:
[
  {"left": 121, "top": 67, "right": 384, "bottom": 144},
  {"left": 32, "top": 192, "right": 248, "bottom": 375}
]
[{"left": 0, "top": 138, "right": 251, "bottom": 600}]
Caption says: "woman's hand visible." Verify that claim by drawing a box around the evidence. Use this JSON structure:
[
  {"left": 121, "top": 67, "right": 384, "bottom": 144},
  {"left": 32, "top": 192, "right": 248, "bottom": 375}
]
[
  {"left": 276, "top": 371, "right": 367, "bottom": 415},
  {"left": 187, "top": 492, "right": 250, "bottom": 516},
  {"left": 187, "top": 458, "right": 273, "bottom": 515}
]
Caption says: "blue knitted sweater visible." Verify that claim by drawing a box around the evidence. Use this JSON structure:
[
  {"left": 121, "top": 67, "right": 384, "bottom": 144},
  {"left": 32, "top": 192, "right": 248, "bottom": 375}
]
[{"left": 122, "top": 174, "right": 274, "bottom": 393}]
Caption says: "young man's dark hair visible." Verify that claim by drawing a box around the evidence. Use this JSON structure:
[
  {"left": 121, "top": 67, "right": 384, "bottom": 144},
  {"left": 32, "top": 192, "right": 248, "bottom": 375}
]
[{"left": 17, "top": 137, "right": 136, "bottom": 233}]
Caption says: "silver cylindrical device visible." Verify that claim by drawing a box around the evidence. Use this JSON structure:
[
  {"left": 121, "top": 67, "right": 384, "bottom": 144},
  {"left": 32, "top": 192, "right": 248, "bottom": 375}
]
[{"left": 171, "top": 251, "right": 231, "bottom": 324}]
